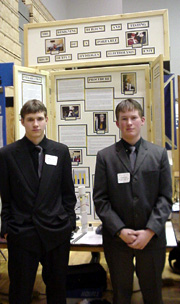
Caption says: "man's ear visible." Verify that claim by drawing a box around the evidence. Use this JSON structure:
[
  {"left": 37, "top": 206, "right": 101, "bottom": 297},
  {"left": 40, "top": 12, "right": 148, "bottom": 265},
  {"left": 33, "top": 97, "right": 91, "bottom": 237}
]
[
  {"left": 141, "top": 116, "right": 145, "bottom": 125},
  {"left": 116, "top": 121, "right": 120, "bottom": 128},
  {"left": 21, "top": 118, "right": 24, "bottom": 126}
]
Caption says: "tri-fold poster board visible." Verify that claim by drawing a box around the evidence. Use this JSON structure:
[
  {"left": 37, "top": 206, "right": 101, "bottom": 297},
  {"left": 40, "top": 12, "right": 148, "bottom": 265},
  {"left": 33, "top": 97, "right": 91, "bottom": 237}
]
[
  {"left": 13, "top": 55, "right": 165, "bottom": 222},
  {"left": 12, "top": 9, "right": 175, "bottom": 221}
]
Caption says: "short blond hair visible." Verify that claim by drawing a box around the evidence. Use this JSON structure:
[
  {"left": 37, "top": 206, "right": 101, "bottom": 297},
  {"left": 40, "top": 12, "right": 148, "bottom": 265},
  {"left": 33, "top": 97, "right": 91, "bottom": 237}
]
[{"left": 115, "top": 98, "right": 143, "bottom": 120}]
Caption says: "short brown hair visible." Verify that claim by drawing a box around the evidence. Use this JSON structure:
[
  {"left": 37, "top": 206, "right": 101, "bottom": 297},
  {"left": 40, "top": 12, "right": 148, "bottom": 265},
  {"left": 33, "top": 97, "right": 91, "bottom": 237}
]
[
  {"left": 20, "top": 99, "right": 47, "bottom": 119},
  {"left": 115, "top": 98, "right": 143, "bottom": 120}
]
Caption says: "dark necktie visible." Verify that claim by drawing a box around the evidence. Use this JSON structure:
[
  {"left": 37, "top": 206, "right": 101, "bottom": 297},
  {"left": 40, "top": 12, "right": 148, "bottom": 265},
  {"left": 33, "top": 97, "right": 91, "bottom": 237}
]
[
  {"left": 35, "top": 145, "right": 44, "bottom": 178},
  {"left": 129, "top": 146, "right": 136, "bottom": 171}
]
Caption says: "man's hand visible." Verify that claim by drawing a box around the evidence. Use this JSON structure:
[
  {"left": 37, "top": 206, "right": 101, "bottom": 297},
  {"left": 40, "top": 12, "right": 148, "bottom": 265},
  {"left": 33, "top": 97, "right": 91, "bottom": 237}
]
[
  {"left": 119, "top": 228, "right": 137, "bottom": 245},
  {"left": 128, "top": 229, "right": 155, "bottom": 250}
]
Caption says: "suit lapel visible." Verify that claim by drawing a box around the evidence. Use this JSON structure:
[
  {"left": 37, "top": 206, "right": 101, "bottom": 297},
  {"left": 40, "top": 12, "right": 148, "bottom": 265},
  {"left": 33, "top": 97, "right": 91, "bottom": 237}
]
[
  {"left": 12, "top": 139, "right": 39, "bottom": 193},
  {"left": 133, "top": 139, "right": 148, "bottom": 173},
  {"left": 12, "top": 138, "right": 59, "bottom": 201},
  {"left": 116, "top": 141, "right": 131, "bottom": 172},
  {"left": 35, "top": 141, "right": 59, "bottom": 203}
]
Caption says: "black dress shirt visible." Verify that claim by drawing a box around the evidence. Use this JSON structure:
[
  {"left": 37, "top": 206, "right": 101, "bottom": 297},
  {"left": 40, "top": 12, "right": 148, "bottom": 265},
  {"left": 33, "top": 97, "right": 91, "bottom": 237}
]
[
  {"left": 24, "top": 136, "right": 46, "bottom": 176},
  {"left": 121, "top": 137, "right": 141, "bottom": 157}
]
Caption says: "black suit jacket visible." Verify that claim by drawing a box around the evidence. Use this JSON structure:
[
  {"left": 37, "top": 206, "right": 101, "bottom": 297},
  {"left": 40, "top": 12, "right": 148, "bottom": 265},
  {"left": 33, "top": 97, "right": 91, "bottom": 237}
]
[
  {"left": 0, "top": 136, "right": 76, "bottom": 251},
  {"left": 93, "top": 139, "right": 172, "bottom": 249}
]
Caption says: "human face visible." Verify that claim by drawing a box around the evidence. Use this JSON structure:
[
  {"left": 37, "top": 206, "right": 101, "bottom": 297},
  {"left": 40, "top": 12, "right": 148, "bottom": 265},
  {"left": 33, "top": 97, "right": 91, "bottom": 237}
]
[
  {"left": 116, "top": 110, "right": 145, "bottom": 145},
  {"left": 21, "top": 112, "right": 48, "bottom": 144}
]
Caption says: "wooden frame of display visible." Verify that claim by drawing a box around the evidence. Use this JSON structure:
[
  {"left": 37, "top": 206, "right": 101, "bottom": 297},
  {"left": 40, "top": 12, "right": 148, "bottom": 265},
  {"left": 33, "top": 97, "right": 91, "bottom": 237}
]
[
  {"left": 24, "top": 9, "right": 169, "bottom": 69},
  {"left": 164, "top": 74, "right": 177, "bottom": 199},
  {"left": 13, "top": 65, "right": 50, "bottom": 140},
  {"left": 151, "top": 55, "right": 165, "bottom": 147}
]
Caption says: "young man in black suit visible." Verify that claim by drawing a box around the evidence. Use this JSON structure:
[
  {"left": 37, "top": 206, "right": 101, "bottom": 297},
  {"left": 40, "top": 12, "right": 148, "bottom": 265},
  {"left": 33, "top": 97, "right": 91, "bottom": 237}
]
[
  {"left": 93, "top": 98, "right": 172, "bottom": 304},
  {"left": 0, "top": 99, "right": 76, "bottom": 304}
]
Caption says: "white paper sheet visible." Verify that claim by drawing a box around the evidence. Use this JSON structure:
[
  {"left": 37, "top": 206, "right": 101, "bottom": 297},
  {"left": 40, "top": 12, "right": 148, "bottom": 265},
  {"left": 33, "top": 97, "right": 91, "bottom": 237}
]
[
  {"left": 166, "top": 221, "right": 177, "bottom": 247},
  {"left": 71, "top": 230, "right": 102, "bottom": 245}
]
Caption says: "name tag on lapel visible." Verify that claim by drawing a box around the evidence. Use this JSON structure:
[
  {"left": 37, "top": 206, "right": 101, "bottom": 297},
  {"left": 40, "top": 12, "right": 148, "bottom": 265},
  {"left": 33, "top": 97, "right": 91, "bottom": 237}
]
[
  {"left": 45, "top": 154, "right": 58, "bottom": 166},
  {"left": 117, "top": 173, "right": 130, "bottom": 183}
]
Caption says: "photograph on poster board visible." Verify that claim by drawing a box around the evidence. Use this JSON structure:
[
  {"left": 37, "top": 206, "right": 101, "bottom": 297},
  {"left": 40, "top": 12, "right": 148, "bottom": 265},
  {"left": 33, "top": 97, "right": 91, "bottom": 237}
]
[
  {"left": 73, "top": 167, "right": 90, "bottom": 187},
  {"left": 113, "top": 97, "right": 144, "bottom": 121},
  {"left": 75, "top": 192, "right": 91, "bottom": 215},
  {"left": 69, "top": 149, "right": 82, "bottom": 165},
  {"left": 60, "top": 105, "right": 80, "bottom": 120},
  {"left": 121, "top": 72, "right": 136, "bottom": 95},
  {"left": 57, "top": 78, "right": 85, "bottom": 102},
  {"left": 126, "top": 30, "right": 148, "bottom": 47},
  {"left": 45, "top": 38, "right": 65, "bottom": 54},
  {"left": 94, "top": 112, "right": 108, "bottom": 134},
  {"left": 58, "top": 125, "right": 87, "bottom": 147}
]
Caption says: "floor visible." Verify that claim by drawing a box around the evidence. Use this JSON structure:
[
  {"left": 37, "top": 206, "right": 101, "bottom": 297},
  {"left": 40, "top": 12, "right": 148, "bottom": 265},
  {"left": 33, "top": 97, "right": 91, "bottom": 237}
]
[{"left": 0, "top": 249, "right": 180, "bottom": 304}]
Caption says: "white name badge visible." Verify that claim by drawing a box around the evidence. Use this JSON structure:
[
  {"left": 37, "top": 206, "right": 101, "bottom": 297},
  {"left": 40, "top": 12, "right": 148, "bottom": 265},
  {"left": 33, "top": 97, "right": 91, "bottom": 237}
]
[
  {"left": 117, "top": 173, "right": 130, "bottom": 184},
  {"left": 45, "top": 154, "right": 58, "bottom": 166}
]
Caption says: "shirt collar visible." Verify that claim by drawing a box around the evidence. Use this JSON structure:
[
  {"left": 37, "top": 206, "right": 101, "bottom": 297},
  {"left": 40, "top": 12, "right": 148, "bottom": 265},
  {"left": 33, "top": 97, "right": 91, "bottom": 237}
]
[
  {"left": 24, "top": 135, "right": 47, "bottom": 150},
  {"left": 121, "top": 137, "right": 141, "bottom": 152}
]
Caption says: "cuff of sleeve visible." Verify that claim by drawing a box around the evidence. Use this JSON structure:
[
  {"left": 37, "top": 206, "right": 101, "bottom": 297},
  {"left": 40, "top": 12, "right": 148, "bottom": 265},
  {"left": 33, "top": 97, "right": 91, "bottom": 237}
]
[{"left": 116, "top": 230, "right": 121, "bottom": 237}]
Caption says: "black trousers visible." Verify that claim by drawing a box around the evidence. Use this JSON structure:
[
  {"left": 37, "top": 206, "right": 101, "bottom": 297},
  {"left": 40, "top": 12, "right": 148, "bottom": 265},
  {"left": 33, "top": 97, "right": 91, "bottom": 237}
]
[
  {"left": 7, "top": 230, "right": 70, "bottom": 304},
  {"left": 104, "top": 237, "right": 166, "bottom": 304}
]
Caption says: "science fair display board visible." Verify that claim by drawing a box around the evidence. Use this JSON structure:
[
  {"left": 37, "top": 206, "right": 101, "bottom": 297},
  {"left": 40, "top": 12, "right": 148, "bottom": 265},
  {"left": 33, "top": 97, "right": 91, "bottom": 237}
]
[
  {"left": 13, "top": 65, "right": 50, "bottom": 140},
  {"left": 20, "top": 9, "right": 169, "bottom": 222},
  {"left": 24, "top": 9, "right": 169, "bottom": 69},
  {"left": 13, "top": 58, "right": 165, "bottom": 222},
  {"left": 51, "top": 64, "right": 151, "bottom": 222}
]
